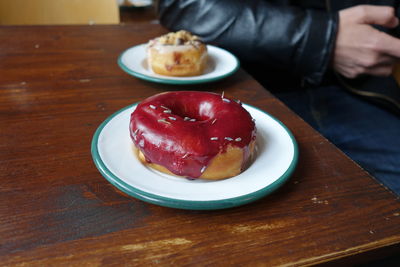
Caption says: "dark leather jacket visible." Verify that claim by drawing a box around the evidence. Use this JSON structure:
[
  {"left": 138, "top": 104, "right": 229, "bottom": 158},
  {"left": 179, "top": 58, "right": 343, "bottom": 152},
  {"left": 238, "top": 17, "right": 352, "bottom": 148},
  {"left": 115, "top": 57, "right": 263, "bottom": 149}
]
[{"left": 157, "top": 0, "right": 400, "bottom": 113}]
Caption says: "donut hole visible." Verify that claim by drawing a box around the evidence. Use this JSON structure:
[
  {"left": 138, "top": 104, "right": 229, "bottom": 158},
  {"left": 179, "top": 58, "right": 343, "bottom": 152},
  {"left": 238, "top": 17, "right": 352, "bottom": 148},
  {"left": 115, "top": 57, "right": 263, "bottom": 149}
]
[{"left": 165, "top": 100, "right": 215, "bottom": 122}]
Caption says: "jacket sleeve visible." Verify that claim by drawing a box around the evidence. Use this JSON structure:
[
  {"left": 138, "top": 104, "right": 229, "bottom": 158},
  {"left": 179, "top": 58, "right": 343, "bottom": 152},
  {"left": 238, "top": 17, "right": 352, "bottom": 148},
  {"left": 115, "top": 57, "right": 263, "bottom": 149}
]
[{"left": 157, "top": 0, "right": 338, "bottom": 85}]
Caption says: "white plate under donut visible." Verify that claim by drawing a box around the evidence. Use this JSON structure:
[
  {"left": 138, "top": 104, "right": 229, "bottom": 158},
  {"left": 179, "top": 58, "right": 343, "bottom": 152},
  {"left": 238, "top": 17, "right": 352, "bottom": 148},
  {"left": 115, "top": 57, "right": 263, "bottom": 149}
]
[
  {"left": 117, "top": 44, "right": 240, "bottom": 85},
  {"left": 91, "top": 103, "right": 298, "bottom": 210}
]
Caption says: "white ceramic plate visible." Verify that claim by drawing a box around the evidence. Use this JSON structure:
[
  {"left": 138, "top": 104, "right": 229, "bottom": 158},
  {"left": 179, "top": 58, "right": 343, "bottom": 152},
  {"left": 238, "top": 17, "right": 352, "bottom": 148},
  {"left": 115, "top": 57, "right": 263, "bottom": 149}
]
[
  {"left": 118, "top": 0, "right": 152, "bottom": 7},
  {"left": 91, "top": 103, "right": 298, "bottom": 210},
  {"left": 118, "top": 44, "right": 240, "bottom": 84}
]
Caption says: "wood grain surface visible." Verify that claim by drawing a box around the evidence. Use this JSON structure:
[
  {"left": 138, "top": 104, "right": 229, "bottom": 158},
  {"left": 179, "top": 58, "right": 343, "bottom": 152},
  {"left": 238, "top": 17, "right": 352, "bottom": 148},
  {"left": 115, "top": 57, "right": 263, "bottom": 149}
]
[{"left": 0, "top": 23, "right": 399, "bottom": 266}]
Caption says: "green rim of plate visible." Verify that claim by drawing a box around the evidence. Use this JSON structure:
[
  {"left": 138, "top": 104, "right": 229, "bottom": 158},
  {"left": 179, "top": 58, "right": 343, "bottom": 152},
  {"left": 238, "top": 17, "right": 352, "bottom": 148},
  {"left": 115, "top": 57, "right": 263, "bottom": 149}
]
[
  {"left": 117, "top": 44, "right": 240, "bottom": 85},
  {"left": 91, "top": 103, "right": 299, "bottom": 210}
]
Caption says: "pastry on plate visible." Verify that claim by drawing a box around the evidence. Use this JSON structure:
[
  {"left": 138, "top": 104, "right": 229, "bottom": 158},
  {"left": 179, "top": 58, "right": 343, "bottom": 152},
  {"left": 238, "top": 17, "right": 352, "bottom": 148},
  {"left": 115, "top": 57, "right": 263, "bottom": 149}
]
[
  {"left": 130, "top": 91, "right": 257, "bottom": 180},
  {"left": 147, "top": 30, "right": 208, "bottom": 77}
]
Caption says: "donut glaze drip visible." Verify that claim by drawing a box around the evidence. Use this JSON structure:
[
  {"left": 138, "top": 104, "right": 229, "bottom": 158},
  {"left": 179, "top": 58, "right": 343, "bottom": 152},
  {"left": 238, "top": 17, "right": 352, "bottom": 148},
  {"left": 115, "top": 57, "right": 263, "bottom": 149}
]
[{"left": 130, "top": 91, "right": 257, "bottom": 178}]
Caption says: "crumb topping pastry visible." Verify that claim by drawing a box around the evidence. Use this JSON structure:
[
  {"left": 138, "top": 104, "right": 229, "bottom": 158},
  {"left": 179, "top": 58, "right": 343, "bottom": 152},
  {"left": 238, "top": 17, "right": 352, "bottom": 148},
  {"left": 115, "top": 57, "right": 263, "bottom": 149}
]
[
  {"left": 146, "top": 31, "right": 208, "bottom": 77},
  {"left": 149, "top": 30, "right": 204, "bottom": 48}
]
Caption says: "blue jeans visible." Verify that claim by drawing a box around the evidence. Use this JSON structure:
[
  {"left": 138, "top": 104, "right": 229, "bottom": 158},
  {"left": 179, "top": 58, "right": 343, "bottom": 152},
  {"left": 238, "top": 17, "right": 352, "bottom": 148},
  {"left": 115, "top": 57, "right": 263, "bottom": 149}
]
[{"left": 276, "top": 85, "right": 400, "bottom": 196}]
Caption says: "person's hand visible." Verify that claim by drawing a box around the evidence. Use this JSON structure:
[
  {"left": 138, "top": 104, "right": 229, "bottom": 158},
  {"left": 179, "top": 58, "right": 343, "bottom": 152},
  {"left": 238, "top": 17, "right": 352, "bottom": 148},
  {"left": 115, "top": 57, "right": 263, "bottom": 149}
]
[{"left": 333, "top": 5, "right": 400, "bottom": 78}]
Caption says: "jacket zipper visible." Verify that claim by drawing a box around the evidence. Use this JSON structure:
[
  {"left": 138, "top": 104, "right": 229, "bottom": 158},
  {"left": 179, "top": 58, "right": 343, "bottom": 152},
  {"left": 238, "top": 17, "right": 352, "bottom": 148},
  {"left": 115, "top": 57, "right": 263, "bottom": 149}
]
[{"left": 325, "top": 0, "right": 331, "bottom": 12}]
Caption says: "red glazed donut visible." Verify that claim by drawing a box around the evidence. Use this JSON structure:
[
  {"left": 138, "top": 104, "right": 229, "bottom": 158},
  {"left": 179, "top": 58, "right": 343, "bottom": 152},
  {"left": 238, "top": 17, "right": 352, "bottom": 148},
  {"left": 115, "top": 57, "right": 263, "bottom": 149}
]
[{"left": 129, "top": 91, "right": 257, "bottom": 180}]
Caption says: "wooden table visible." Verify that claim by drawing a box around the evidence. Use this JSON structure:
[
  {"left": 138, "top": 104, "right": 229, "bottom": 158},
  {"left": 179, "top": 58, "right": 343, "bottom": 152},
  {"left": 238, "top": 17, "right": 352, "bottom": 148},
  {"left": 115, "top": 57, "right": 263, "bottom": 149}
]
[{"left": 1, "top": 23, "right": 399, "bottom": 266}]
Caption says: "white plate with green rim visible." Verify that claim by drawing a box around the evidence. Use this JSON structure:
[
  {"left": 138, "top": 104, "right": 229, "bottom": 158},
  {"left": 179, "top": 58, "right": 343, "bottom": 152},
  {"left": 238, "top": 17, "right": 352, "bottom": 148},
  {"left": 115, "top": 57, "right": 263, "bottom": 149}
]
[
  {"left": 91, "top": 103, "right": 298, "bottom": 210},
  {"left": 117, "top": 44, "right": 240, "bottom": 85}
]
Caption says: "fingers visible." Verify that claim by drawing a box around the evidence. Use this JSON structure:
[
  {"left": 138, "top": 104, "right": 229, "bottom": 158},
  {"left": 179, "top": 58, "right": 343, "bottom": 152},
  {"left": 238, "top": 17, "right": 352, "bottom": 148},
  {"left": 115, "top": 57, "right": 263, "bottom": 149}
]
[
  {"left": 353, "top": 5, "right": 399, "bottom": 28},
  {"left": 373, "top": 31, "right": 400, "bottom": 58},
  {"left": 338, "top": 64, "right": 395, "bottom": 79},
  {"left": 333, "top": 5, "right": 400, "bottom": 78},
  {"left": 358, "top": 52, "right": 397, "bottom": 68},
  {"left": 338, "top": 63, "right": 395, "bottom": 79},
  {"left": 334, "top": 52, "right": 397, "bottom": 79},
  {"left": 339, "top": 5, "right": 400, "bottom": 58},
  {"left": 365, "top": 64, "right": 396, "bottom": 77}
]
